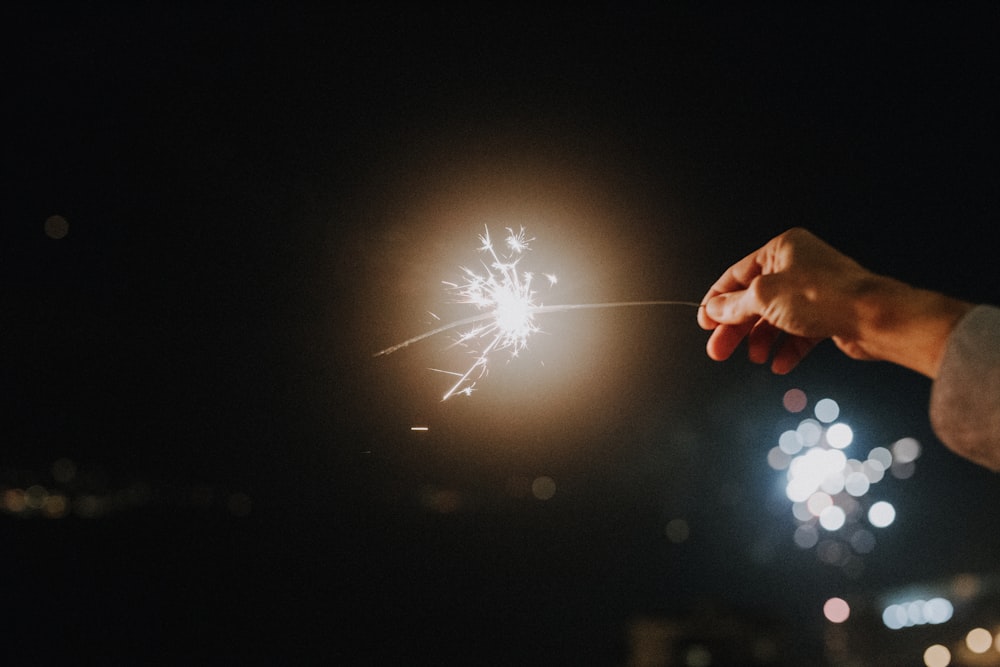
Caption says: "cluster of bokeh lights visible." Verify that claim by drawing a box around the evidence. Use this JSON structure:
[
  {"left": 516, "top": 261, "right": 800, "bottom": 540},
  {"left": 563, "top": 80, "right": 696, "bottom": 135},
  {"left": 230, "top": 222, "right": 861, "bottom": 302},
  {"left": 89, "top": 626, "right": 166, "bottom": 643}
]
[{"left": 768, "top": 389, "right": 922, "bottom": 571}]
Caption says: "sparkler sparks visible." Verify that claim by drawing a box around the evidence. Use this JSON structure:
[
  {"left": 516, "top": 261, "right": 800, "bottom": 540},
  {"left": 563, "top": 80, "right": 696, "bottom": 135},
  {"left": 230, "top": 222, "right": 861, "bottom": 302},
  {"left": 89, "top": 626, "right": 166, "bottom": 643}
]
[{"left": 375, "top": 226, "right": 701, "bottom": 400}]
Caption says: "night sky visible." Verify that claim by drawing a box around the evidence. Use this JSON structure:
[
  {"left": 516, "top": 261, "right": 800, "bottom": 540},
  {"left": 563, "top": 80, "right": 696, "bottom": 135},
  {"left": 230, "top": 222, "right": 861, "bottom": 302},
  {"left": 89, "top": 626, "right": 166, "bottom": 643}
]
[{"left": 5, "top": 5, "right": 1000, "bottom": 665}]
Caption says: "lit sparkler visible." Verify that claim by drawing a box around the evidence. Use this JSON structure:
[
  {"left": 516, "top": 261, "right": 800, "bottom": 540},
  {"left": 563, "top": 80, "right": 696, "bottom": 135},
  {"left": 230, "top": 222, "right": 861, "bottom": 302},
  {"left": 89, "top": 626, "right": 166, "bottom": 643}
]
[{"left": 375, "top": 226, "right": 700, "bottom": 400}]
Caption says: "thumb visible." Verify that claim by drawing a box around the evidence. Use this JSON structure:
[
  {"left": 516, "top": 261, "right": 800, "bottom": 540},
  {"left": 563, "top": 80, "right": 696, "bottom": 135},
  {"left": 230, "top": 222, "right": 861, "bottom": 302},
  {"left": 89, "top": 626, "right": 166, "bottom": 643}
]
[{"left": 705, "top": 290, "right": 758, "bottom": 324}]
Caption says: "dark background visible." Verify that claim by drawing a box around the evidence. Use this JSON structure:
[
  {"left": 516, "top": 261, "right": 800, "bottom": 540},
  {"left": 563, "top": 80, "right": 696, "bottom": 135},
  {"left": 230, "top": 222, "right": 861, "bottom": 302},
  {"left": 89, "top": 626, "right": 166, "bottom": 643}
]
[{"left": 4, "top": 4, "right": 1000, "bottom": 664}]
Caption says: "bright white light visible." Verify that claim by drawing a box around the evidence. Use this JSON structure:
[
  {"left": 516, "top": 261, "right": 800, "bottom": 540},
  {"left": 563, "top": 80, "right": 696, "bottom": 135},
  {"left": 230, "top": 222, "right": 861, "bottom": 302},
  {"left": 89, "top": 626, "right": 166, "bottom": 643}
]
[
  {"left": 868, "top": 446, "right": 893, "bottom": 468},
  {"left": 779, "top": 429, "right": 804, "bottom": 455},
  {"left": 862, "top": 459, "right": 886, "bottom": 483},
  {"left": 807, "top": 491, "right": 833, "bottom": 516},
  {"left": 868, "top": 501, "right": 896, "bottom": 528},
  {"left": 883, "top": 604, "right": 907, "bottom": 630},
  {"left": 826, "top": 423, "right": 853, "bottom": 449},
  {"left": 786, "top": 449, "right": 847, "bottom": 502},
  {"left": 819, "top": 505, "right": 846, "bottom": 531},
  {"left": 844, "top": 471, "right": 870, "bottom": 497},
  {"left": 967, "top": 628, "right": 993, "bottom": 654},
  {"left": 882, "top": 598, "right": 953, "bottom": 630},
  {"left": 797, "top": 419, "right": 824, "bottom": 447},
  {"left": 892, "top": 437, "right": 922, "bottom": 463},
  {"left": 923, "top": 597, "right": 953, "bottom": 624},
  {"left": 815, "top": 398, "right": 840, "bottom": 423}
]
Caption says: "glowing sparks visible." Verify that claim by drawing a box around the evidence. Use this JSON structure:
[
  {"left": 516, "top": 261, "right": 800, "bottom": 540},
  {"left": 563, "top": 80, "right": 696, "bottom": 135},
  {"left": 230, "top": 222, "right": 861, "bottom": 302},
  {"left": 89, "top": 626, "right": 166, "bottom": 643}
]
[
  {"left": 375, "top": 226, "right": 701, "bottom": 400},
  {"left": 436, "top": 226, "right": 546, "bottom": 400}
]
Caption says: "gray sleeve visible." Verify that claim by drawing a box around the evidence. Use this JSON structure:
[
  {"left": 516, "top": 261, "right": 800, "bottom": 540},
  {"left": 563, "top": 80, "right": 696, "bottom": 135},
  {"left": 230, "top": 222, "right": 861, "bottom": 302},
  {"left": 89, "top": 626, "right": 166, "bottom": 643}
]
[{"left": 929, "top": 305, "right": 1000, "bottom": 471}]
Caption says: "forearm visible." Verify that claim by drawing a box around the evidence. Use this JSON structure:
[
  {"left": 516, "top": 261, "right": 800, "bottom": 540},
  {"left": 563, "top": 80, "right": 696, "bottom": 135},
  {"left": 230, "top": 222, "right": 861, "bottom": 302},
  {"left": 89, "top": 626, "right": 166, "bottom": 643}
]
[{"left": 846, "top": 275, "right": 973, "bottom": 379}]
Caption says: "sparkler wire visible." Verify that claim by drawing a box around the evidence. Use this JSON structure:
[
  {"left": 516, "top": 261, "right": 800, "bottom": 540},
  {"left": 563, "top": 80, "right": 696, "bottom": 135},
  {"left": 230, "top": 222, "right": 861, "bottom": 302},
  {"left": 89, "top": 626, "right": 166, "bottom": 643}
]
[
  {"left": 373, "top": 300, "right": 702, "bottom": 358},
  {"left": 374, "top": 225, "right": 702, "bottom": 399}
]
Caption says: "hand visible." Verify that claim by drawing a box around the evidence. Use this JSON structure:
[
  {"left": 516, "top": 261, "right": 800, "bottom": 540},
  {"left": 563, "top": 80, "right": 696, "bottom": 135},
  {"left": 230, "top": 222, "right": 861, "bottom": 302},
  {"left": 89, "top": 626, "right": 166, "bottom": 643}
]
[{"left": 697, "top": 228, "right": 971, "bottom": 377}]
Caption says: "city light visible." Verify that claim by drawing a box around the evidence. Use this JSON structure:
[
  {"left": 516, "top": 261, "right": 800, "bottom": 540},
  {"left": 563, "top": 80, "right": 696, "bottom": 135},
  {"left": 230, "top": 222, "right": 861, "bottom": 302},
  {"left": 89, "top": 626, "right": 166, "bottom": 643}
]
[{"left": 767, "top": 390, "right": 921, "bottom": 572}]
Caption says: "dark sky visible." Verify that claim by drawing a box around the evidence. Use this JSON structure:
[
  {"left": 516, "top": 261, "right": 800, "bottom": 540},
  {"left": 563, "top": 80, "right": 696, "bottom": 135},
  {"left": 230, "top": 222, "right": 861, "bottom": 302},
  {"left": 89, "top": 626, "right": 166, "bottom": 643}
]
[{"left": 4, "top": 4, "right": 1000, "bottom": 664}]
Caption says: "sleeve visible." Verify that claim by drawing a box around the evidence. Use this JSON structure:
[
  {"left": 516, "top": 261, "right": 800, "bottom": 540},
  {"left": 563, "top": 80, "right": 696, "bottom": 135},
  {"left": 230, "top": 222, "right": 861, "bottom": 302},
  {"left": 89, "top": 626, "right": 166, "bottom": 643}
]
[{"left": 929, "top": 305, "right": 1000, "bottom": 471}]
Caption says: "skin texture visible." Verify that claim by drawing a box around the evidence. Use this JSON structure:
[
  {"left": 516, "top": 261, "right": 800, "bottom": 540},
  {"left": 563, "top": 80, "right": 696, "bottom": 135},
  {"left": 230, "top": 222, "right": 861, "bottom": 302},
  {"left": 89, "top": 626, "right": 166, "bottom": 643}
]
[{"left": 698, "top": 228, "right": 973, "bottom": 379}]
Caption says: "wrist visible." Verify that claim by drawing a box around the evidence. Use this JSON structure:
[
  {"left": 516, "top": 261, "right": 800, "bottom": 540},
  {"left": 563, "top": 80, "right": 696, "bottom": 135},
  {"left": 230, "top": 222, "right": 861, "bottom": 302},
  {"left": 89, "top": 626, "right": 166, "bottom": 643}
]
[{"left": 852, "top": 276, "right": 972, "bottom": 378}]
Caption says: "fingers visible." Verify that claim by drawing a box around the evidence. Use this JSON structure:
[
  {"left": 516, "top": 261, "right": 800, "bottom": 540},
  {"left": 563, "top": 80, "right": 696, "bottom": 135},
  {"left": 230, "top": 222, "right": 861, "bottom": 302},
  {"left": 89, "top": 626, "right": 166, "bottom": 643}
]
[
  {"left": 771, "top": 336, "right": 822, "bottom": 375},
  {"left": 705, "top": 321, "right": 755, "bottom": 361},
  {"left": 699, "top": 247, "right": 768, "bottom": 329}
]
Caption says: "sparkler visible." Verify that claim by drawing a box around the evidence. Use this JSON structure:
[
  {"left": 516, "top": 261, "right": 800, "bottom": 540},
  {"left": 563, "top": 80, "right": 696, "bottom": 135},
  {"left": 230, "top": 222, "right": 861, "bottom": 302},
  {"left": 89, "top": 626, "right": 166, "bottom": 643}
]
[{"left": 375, "top": 226, "right": 701, "bottom": 400}]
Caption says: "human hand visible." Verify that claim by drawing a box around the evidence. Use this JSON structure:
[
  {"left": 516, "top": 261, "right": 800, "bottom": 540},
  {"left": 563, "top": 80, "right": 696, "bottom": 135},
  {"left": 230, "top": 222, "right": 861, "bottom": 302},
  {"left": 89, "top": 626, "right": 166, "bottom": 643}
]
[{"left": 697, "top": 228, "right": 969, "bottom": 377}]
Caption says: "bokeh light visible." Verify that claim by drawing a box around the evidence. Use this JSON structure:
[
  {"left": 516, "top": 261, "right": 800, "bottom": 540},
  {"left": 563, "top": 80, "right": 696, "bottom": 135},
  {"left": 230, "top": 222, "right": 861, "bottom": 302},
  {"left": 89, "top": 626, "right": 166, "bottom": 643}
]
[
  {"left": 770, "top": 392, "right": 921, "bottom": 573},
  {"left": 665, "top": 518, "right": 690, "bottom": 544},
  {"left": 882, "top": 597, "right": 953, "bottom": 630},
  {"left": 823, "top": 597, "right": 850, "bottom": 623},
  {"left": 783, "top": 388, "right": 808, "bottom": 413},
  {"left": 966, "top": 627, "right": 993, "bottom": 653},
  {"left": 814, "top": 398, "right": 840, "bottom": 423},
  {"left": 923, "top": 644, "right": 951, "bottom": 667},
  {"left": 532, "top": 476, "right": 556, "bottom": 500},
  {"left": 44, "top": 214, "right": 69, "bottom": 239},
  {"left": 868, "top": 501, "right": 896, "bottom": 528}
]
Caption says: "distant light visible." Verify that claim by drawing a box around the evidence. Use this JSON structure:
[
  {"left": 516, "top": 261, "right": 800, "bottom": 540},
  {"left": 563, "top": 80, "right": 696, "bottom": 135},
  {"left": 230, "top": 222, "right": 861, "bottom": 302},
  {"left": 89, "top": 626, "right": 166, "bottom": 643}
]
[
  {"left": 779, "top": 430, "right": 804, "bottom": 455},
  {"left": 923, "top": 644, "right": 951, "bottom": 667},
  {"left": 844, "top": 471, "right": 870, "bottom": 497},
  {"left": 967, "top": 628, "right": 993, "bottom": 654},
  {"left": 868, "top": 501, "right": 896, "bottom": 528},
  {"left": 794, "top": 524, "right": 819, "bottom": 549},
  {"left": 685, "top": 645, "right": 712, "bottom": 667},
  {"left": 882, "top": 605, "right": 908, "bottom": 630},
  {"left": 868, "top": 447, "right": 893, "bottom": 469},
  {"left": 411, "top": 426, "right": 429, "bottom": 431},
  {"left": 532, "top": 476, "right": 556, "bottom": 500},
  {"left": 848, "top": 529, "right": 876, "bottom": 554},
  {"left": 819, "top": 505, "right": 846, "bottom": 531},
  {"left": 862, "top": 459, "right": 886, "bottom": 484},
  {"left": 924, "top": 597, "right": 954, "bottom": 624},
  {"left": 797, "top": 419, "right": 823, "bottom": 447},
  {"left": 806, "top": 491, "right": 833, "bottom": 517},
  {"left": 783, "top": 388, "right": 808, "bottom": 413},
  {"left": 44, "top": 214, "right": 69, "bottom": 240},
  {"left": 826, "top": 423, "right": 853, "bottom": 449},
  {"left": 767, "top": 447, "right": 791, "bottom": 470},
  {"left": 815, "top": 398, "right": 840, "bottom": 423},
  {"left": 891, "top": 460, "right": 916, "bottom": 479},
  {"left": 892, "top": 437, "right": 922, "bottom": 463},
  {"left": 823, "top": 597, "right": 850, "bottom": 623},
  {"left": 665, "top": 518, "right": 690, "bottom": 544},
  {"left": 882, "top": 597, "right": 953, "bottom": 630}
]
